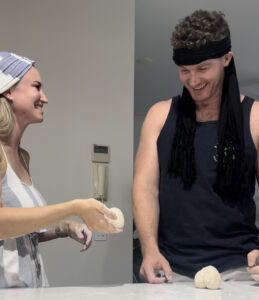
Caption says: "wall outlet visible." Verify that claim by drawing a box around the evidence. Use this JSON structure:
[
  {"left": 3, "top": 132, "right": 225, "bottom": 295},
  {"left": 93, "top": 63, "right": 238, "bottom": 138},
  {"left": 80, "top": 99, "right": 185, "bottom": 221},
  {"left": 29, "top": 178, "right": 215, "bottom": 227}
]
[{"left": 94, "top": 232, "right": 107, "bottom": 241}]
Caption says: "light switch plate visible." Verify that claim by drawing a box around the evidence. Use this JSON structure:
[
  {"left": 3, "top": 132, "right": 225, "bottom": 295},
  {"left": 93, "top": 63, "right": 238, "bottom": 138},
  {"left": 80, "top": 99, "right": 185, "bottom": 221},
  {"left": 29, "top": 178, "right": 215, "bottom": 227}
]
[{"left": 94, "top": 232, "right": 107, "bottom": 241}]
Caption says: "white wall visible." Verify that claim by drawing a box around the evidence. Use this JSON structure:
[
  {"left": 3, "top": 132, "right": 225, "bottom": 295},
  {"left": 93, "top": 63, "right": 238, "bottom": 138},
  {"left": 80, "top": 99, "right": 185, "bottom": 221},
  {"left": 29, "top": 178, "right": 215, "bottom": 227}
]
[{"left": 0, "top": 0, "right": 134, "bottom": 286}]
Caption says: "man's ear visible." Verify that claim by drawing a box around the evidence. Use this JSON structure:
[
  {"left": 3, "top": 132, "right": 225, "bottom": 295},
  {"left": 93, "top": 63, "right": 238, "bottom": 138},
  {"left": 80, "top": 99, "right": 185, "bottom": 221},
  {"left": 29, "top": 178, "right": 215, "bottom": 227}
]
[{"left": 223, "top": 51, "right": 233, "bottom": 67}]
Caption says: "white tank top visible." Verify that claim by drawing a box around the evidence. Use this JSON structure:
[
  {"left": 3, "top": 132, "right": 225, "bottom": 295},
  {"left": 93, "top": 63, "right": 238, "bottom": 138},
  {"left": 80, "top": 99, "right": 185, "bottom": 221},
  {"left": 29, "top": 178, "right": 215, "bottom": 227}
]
[{"left": 0, "top": 146, "right": 49, "bottom": 288}]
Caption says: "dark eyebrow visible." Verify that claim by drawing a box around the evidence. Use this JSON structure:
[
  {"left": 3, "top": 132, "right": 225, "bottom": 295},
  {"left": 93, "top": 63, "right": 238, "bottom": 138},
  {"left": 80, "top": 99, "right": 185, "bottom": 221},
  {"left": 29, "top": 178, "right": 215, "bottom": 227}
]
[
  {"left": 33, "top": 81, "right": 43, "bottom": 87},
  {"left": 199, "top": 62, "right": 210, "bottom": 67}
]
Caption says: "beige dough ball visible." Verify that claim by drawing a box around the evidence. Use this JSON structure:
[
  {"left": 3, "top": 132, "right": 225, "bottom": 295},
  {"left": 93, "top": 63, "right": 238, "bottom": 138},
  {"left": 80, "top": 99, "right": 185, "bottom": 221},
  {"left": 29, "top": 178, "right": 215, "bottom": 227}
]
[
  {"left": 194, "top": 269, "right": 206, "bottom": 288},
  {"left": 194, "top": 266, "right": 221, "bottom": 290},
  {"left": 105, "top": 207, "right": 124, "bottom": 229},
  {"left": 203, "top": 266, "right": 221, "bottom": 289}
]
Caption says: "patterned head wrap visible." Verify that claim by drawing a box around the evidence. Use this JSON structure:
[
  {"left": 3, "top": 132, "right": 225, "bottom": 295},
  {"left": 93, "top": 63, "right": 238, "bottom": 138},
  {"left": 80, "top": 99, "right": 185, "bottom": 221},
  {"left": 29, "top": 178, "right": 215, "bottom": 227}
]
[{"left": 0, "top": 52, "right": 34, "bottom": 94}]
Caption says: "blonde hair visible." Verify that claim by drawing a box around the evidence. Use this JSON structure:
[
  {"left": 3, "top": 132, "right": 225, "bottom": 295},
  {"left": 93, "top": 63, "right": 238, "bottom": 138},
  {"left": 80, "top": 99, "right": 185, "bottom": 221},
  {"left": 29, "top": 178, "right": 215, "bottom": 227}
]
[{"left": 0, "top": 96, "right": 14, "bottom": 139}]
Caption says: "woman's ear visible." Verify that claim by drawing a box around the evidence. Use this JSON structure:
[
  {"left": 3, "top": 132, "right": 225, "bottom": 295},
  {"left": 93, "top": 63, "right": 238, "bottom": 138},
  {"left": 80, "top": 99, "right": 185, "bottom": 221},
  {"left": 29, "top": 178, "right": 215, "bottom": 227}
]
[
  {"left": 2, "top": 89, "right": 13, "bottom": 101},
  {"left": 223, "top": 51, "right": 233, "bottom": 67}
]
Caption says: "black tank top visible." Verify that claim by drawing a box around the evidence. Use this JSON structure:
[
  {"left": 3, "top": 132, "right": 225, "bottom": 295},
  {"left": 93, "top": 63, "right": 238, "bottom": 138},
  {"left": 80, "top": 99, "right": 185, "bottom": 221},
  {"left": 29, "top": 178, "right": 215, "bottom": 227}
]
[{"left": 157, "top": 95, "right": 259, "bottom": 278}]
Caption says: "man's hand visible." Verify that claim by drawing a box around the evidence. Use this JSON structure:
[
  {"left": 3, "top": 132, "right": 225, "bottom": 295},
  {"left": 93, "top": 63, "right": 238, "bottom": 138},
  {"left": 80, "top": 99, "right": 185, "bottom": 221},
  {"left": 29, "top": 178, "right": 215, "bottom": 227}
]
[
  {"left": 247, "top": 249, "right": 259, "bottom": 283},
  {"left": 140, "top": 251, "right": 173, "bottom": 283}
]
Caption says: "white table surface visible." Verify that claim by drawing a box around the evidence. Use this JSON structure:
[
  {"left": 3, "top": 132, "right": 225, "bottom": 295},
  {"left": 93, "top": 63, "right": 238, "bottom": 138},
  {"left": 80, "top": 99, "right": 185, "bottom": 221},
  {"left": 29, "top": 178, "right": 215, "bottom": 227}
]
[{"left": 0, "top": 282, "right": 258, "bottom": 300}]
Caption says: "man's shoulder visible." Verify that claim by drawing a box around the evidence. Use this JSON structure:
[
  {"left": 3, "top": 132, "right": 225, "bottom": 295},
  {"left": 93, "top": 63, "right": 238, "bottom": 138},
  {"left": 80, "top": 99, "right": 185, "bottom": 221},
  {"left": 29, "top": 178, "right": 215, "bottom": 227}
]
[
  {"left": 251, "top": 99, "right": 259, "bottom": 110},
  {"left": 249, "top": 99, "right": 259, "bottom": 149},
  {"left": 250, "top": 100, "right": 259, "bottom": 120},
  {"left": 143, "top": 98, "right": 174, "bottom": 134},
  {"left": 147, "top": 98, "right": 173, "bottom": 117}
]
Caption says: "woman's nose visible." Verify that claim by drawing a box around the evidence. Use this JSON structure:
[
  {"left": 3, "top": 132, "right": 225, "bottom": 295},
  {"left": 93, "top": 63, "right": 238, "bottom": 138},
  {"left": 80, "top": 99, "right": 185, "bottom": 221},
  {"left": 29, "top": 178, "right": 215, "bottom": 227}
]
[{"left": 40, "top": 91, "right": 48, "bottom": 103}]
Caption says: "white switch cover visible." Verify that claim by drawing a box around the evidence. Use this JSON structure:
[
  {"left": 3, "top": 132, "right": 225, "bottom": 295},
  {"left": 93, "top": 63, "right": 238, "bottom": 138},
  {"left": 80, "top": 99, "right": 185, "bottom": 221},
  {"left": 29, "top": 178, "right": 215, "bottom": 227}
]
[{"left": 94, "top": 232, "right": 107, "bottom": 241}]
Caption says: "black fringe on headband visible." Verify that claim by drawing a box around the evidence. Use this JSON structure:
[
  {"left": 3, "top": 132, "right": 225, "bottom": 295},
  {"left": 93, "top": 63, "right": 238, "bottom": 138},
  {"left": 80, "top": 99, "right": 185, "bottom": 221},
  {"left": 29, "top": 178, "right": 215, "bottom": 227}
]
[{"left": 169, "top": 58, "right": 249, "bottom": 203}]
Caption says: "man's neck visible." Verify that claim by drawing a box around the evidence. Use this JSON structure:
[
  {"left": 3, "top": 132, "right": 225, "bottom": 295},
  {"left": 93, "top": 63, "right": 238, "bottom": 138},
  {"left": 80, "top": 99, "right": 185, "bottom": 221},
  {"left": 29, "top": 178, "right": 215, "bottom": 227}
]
[
  {"left": 194, "top": 94, "right": 244, "bottom": 122},
  {"left": 195, "top": 97, "right": 221, "bottom": 122}
]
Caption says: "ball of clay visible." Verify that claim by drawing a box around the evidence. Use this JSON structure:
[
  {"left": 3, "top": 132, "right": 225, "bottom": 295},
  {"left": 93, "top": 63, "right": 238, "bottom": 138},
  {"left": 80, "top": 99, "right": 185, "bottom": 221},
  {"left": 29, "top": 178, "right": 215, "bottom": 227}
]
[
  {"left": 203, "top": 266, "right": 221, "bottom": 290},
  {"left": 194, "top": 266, "right": 221, "bottom": 290},
  {"left": 105, "top": 207, "right": 124, "bottom": 229},
  {"left": 194, "top": 269, "right": 206, "bottom": 289}
]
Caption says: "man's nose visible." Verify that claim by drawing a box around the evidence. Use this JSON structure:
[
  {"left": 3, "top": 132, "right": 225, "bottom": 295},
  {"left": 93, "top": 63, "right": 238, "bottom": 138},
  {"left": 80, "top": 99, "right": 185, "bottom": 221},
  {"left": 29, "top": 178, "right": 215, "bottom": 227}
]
[{"left": 188, "top": 73, "right": 199, "bottom": 87}]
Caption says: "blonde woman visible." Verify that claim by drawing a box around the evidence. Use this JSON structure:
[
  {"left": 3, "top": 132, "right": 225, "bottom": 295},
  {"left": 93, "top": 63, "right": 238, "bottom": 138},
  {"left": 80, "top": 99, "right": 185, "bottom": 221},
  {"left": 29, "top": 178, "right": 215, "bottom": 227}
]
[{"left": 0, "top": 52, "right": 121, "bottom": 288}]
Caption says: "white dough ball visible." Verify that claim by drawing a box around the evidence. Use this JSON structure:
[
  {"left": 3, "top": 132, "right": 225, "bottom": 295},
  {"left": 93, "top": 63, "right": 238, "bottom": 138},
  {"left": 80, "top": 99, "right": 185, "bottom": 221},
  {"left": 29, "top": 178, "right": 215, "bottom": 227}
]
[
  {"left": 203, "top": 266, "right": 221, "bottom": 290},
  {"left": 105, "top": 207, "right": 125, "bottom": 229},
  {"left": 194, "top": 266, "right": 221, "bottom": 290},
  {"left": 194, "top": 270, "right": 206, "bottom": 288}
]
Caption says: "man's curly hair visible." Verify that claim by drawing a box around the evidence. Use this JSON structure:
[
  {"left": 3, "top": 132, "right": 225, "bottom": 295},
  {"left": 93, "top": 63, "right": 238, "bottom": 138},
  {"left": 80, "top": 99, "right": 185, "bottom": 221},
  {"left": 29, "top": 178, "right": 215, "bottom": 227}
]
[{"left": 171, "top": 10, "right": 230, "bottom": 49}]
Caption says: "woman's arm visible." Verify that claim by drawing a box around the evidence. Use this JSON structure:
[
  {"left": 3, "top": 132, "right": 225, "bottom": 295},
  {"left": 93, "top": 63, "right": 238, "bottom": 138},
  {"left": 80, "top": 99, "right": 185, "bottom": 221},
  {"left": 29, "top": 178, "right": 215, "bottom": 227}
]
[
  {"left": 38, "top": 220, "right": 92, "bottom": 252},
  {"left": 0, "top": 195, "right": 120, "bottom": 239},
  {"left": 0, "top": 147, "right": 120, "bottom": 239}
]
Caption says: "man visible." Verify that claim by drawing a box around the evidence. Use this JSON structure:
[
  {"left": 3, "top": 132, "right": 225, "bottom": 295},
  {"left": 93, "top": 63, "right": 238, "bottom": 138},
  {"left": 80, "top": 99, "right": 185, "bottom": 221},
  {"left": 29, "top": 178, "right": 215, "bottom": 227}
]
[{"left": 133, "top": 10, "right": 259, "bottom": 284}]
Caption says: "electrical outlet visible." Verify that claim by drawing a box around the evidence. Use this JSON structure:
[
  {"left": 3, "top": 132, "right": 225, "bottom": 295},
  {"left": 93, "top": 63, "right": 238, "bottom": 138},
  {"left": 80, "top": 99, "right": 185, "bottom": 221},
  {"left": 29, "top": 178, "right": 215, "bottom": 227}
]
[{"left": 94, "top": 232, "right": 107, "bottom": 241}]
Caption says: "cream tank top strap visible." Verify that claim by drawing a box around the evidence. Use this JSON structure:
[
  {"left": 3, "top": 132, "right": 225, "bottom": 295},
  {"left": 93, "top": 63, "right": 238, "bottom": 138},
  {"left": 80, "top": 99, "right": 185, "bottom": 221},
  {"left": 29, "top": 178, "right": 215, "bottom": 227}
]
[{"left": 0, "top": 144, "right": 31, "bottom": 184}]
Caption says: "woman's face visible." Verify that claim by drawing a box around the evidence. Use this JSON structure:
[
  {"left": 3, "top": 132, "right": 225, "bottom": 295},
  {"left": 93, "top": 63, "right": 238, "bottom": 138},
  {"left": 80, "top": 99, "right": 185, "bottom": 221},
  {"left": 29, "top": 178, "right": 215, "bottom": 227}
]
[{"left": 6, "top": 66, "right": 48, "bottom": 127}]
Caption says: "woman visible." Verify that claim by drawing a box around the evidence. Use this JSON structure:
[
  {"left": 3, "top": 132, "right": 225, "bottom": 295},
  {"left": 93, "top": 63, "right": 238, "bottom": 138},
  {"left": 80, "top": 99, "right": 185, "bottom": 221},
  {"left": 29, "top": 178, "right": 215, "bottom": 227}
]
[{"left": 0, "top": 52, "right": 121, "bottom": 288}]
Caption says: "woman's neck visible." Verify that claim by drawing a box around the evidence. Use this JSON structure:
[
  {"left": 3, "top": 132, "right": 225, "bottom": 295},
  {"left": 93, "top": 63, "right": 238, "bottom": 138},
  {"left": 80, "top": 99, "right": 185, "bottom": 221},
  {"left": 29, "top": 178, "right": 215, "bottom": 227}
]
[{"left": 1, "top": 122, "right": 25, "bottom": 149}]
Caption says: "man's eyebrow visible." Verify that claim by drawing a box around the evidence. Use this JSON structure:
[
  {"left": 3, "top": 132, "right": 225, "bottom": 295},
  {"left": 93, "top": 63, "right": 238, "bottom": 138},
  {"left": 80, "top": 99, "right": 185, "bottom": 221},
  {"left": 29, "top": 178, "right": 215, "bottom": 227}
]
[{"left": 199, "top": 62, "right": 211, "bottom": 67}]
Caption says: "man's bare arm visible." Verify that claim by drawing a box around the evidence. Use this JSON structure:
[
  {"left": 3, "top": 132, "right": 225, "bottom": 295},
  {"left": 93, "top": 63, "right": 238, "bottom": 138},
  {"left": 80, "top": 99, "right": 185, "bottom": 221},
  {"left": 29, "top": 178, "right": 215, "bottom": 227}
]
[{"left": 133, "top": 100, "right": 173, "bottom": 283}]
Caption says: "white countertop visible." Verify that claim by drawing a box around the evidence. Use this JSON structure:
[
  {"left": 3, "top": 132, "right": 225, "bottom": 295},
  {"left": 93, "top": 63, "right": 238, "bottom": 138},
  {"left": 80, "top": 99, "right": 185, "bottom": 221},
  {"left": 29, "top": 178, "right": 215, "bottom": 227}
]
[{"left": 0, "top": 282, "right": 258, "bottom": 300}]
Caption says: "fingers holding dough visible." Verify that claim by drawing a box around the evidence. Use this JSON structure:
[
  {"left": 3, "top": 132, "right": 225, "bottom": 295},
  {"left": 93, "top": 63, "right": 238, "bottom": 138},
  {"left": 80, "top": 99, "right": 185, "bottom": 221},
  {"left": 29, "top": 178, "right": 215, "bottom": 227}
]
[{"left": 105, "top": 207, "right": 125, "bottom": 229}]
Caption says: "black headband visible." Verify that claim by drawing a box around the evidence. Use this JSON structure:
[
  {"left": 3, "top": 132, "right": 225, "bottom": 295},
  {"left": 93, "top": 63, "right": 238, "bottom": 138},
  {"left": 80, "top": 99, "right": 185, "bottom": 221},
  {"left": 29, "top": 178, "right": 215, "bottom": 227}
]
[{"left": 173, "top": 37, "right": 231, "bottom": 65}]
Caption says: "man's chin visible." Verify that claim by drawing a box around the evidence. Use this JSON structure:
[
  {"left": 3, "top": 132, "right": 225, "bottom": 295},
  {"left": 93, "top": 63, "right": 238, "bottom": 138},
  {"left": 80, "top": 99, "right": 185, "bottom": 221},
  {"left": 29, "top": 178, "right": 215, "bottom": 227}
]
[{"left": 189, "top": 92, "right": 209, "bottom": 102}]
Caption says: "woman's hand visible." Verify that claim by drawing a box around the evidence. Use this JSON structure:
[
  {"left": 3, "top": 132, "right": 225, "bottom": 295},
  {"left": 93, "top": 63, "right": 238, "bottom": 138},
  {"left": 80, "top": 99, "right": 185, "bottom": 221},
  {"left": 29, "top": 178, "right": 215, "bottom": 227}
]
[
  {"left": 73, "top": 198, "right": 122, "bottom": 234},
  {"left": 64, "top": 220, "right": 92, "bottom": 252}
]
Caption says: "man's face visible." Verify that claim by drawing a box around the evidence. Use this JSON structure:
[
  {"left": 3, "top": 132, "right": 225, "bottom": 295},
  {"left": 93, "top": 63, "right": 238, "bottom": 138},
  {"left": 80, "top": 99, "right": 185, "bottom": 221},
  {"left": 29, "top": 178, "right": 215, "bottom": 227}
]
[{"left": 178, "top": 53, "right": 232, "bottom": 103}]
